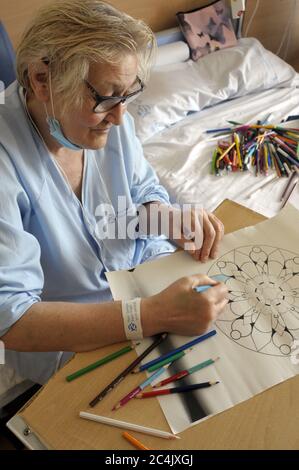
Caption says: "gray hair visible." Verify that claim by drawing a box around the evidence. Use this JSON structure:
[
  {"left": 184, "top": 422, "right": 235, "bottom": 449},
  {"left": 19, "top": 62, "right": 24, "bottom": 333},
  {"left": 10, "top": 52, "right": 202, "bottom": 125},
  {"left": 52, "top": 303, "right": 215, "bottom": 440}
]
[{"left": 16, "top": 0, "right": 156, "bottom": 111}]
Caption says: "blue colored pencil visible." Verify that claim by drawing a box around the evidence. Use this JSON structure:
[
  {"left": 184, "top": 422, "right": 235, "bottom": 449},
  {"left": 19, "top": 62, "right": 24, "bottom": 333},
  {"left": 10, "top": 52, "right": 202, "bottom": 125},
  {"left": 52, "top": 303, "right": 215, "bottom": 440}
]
[
  {"left": 134, "top": 330, "right": 217, "bottom": 373},
  {"left": 194, "top": 274, "right": 230, "bottom": 293},
  {"left": 206, "top": 127, "right": 233, "bottom": 134}
]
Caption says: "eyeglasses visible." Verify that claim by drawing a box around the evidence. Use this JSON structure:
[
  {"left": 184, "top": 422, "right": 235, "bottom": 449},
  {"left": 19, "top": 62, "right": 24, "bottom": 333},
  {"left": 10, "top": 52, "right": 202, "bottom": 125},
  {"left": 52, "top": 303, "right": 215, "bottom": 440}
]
[{"left": 85, "top": 77, "right": 144, "bottom": 113}]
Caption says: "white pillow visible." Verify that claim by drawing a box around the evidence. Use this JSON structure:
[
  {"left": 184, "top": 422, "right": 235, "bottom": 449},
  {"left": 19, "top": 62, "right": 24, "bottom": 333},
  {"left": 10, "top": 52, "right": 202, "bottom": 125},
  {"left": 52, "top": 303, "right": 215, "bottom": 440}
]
[
  {"left": 152, "top": 41, "right": 190, "bottom": 68},
  {"left": 128, "top": 38, "right": 298, "bottom": 143}
]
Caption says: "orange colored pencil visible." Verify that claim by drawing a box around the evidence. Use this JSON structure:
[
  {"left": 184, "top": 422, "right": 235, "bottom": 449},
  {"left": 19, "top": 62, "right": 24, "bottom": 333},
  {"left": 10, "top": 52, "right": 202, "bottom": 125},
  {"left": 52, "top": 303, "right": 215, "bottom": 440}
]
[{"left": 122, "top": 431, "right": 152, "bottom": 450}]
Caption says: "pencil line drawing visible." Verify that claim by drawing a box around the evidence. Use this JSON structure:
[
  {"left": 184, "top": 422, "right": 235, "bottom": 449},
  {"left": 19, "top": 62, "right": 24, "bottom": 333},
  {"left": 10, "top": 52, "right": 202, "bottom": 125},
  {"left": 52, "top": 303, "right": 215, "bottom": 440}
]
[{"left": 208, "top": 245, "right": 299, "bottom": 356}]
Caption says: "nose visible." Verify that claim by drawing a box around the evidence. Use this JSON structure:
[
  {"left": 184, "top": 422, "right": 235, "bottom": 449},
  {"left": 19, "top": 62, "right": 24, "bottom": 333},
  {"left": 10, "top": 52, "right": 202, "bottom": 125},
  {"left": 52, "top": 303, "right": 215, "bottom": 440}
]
[{"left": 105, "top": 102, "right": 126, "bottom": 126}]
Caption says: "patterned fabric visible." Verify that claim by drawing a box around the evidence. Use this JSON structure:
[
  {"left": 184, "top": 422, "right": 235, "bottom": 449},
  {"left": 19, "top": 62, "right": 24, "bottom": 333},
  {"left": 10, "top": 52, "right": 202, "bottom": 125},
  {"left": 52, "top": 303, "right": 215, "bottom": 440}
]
[{"left": 177, "top": 0, "right": 237, "bottom": 61}]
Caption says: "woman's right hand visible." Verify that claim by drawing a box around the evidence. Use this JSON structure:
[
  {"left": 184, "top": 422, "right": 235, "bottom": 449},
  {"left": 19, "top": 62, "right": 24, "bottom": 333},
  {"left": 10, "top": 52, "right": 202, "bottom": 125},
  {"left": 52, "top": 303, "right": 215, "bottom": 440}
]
[{"left": 142, "top": 274, "right": 229, "bottom": 337}]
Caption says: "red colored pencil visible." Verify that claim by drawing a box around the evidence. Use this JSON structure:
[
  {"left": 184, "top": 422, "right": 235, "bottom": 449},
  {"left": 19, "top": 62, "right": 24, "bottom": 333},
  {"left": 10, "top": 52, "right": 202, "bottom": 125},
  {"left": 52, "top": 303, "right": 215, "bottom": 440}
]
[
  {"left": 135, "top": 381, "right": 219, "bottom": 398},
  {"left": 153, "top": 357, "right": 219, "bottom": 388}
]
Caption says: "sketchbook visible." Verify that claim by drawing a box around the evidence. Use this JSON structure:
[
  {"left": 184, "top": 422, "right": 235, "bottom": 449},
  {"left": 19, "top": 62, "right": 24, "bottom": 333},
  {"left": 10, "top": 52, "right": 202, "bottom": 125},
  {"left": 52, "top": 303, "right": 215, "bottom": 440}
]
[{"left": 106, "top": 204, "right": 299, "bottom": 434}]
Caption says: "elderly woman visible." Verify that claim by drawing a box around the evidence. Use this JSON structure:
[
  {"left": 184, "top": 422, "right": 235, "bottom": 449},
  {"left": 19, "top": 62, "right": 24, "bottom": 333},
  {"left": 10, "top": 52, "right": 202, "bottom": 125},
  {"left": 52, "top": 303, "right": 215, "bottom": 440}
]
[{"left": 0, "top": 0, "right": 228, "bottom": 385}]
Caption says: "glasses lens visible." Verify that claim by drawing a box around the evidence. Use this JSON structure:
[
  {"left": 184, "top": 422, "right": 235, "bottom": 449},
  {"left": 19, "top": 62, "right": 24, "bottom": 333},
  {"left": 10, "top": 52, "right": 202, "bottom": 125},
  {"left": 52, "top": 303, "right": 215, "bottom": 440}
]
[
  {"left": 124, "top": 91, "right": 142, "bottom": 105},
  {"left": 94, "top": 97, "right": 122, "bottom": 113},
  {"left": 94, "top": 89, "right": 142, "bottom": 113}
]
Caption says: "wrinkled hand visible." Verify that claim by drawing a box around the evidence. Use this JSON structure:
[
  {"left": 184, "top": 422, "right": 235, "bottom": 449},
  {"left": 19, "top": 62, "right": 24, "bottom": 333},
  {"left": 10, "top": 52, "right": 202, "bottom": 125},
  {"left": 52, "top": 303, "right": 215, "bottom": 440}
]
[
  {"left": 143, "top": 274, "right": 229, "bottom": 337},
  {"left": 168, "top": 206, "right": 225, "bottom": 262}
]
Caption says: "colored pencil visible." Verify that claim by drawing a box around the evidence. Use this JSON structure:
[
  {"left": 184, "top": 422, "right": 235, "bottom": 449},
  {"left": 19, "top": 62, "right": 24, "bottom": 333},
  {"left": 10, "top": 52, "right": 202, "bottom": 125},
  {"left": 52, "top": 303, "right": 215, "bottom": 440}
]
[
  {"left": 283, "top": 163, "right": 292, "bottom": 176},
  {"left": 280, "top": 170, "right": 297, "bottom": 201},
  {"left": 277, "top": 147, "right": 299, "bottom": 167},
  {"left": 216, "top": 142, "right": 236, "bottom": 167},
  {"left": 270, "top": 144, "right": 286, "bottom": 176},
  {"left": 66, "top": 343, "right": 138, "bottom": 382},
  {"left": 79, "top": 411, "right": 179, "bottom": 440},
  {"left": 145, "top": 347, "right": 193, "bottom": 373},
  {"left": 234, "top": 132, "right": 243, "bottom": 169},
  {"left": 135, "top": 381, "right": 219, "bottom": 398},
  {"left": 281, "top": 180, "right": 298, "bottom": 208},
  {"left": 194, "top": 274, "right": 230, "bottom": 294},
  {"left": 153, "top": 357, "right": 219, "bottom": 388},
  {"left": 112, "top": 363, "right": 171, "bottom": 410},
  {"left": 133, "top": 330, "right": 217, "bottom": 373},
  {"left": 89, "top": 333, "right": 167, "bottom": 407},
  {"left": 122, "top": 432, "right": 152, "bottom": 450},
  {"left": 211, "top": 149, "right": 219, "bottom": 175},
  {"left": 209, "top": 119, "right": 299, "bottom": 177},
  {"left": 273, "top": 136, "right": 298, "bottom": 158},
  {"left": 206, "top": 127, "right": 233, "bottom": 134}
]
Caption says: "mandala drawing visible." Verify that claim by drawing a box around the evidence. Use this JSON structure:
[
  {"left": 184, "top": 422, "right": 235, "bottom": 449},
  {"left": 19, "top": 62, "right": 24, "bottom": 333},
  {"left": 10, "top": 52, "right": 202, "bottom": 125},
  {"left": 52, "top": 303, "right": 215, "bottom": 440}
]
[{"left": 208, "top": 246, "right": 299, "bottom": 356}]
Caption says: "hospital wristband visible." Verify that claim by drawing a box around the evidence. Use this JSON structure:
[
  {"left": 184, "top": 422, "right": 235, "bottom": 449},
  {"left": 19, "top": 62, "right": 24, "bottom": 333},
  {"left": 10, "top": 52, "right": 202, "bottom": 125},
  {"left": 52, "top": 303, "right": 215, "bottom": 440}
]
[{"left": 121, "top": 298, "right": 143, "bottom": 340}]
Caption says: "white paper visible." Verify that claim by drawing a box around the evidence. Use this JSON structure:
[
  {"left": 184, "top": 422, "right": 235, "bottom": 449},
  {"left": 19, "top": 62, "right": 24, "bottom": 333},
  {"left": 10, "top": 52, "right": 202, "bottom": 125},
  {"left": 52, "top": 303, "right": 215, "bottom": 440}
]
[{"left": 106, "top": 204, "right": 299, "bottom": 434}]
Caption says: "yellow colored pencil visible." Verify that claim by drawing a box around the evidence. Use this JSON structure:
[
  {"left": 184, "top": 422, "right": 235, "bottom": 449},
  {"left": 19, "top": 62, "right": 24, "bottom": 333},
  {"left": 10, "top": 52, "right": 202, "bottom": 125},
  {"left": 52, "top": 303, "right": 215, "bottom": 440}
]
[
  {"left": 234, "top": 133, "right": 242, "bottom": 169},
  {"left": 216, "top": 142, "right": 236, "bottom": 167}
]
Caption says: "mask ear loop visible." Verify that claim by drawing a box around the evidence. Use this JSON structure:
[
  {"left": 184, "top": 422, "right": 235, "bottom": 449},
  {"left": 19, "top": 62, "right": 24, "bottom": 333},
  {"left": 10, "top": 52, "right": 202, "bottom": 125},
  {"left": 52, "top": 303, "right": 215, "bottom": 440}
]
[
  {"left": 48, "top": 68, "right": 56, "bottom": 118},
  {"left": 44, "top": 67, "right": 56, "bottom": 121}
]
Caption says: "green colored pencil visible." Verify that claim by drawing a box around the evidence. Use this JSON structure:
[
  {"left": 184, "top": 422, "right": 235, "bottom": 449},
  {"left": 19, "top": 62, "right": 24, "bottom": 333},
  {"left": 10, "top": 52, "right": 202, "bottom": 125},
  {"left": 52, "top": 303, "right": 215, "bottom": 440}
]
[
  {"left": 66, "top": 344, "right": 136, "bottom": 382},
  {"left": 144, "top": 348, "right": 193, "bottom": 373},
  {"left": 153, "top": 357, "right": 219, "bottom": 387}
]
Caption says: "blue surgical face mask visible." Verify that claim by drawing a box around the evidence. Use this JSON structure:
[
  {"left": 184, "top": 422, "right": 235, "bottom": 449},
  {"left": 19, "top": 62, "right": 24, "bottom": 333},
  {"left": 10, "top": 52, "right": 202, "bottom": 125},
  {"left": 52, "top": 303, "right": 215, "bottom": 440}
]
[
  {"left": 46, "top": 115, "right": 83, "bottom": 151},
  {"left": 45, "top": 71, "right": 83, "bottom": 150}
]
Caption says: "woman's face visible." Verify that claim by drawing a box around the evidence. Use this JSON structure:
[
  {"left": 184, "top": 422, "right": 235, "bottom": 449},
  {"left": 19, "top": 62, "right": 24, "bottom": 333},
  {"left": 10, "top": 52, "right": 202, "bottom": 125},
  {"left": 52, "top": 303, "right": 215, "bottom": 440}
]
[{"left": 51, "top": 54, "right": 138, "bottom": 150}]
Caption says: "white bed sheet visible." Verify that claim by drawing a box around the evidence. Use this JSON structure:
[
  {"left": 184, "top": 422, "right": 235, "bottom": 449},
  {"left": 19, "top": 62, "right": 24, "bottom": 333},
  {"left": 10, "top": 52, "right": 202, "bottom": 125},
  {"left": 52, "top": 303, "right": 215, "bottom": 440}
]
[{"left": 142, "top": 84, "right": 299, "bottom": 218}]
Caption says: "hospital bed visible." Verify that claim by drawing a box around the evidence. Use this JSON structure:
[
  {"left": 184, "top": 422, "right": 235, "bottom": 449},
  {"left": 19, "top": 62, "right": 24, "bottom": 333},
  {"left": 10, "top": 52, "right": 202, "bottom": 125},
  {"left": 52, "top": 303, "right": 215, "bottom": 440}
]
[{"left": 128, "top": 34, "right": 299, "bottom": 218}]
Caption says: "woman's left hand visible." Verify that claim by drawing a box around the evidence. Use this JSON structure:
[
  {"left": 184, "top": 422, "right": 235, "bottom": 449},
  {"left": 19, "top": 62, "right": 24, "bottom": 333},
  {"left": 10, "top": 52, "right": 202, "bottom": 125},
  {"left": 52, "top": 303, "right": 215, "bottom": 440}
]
[{"left": 168, "top": 206, "right": 225, "bottom": 262}]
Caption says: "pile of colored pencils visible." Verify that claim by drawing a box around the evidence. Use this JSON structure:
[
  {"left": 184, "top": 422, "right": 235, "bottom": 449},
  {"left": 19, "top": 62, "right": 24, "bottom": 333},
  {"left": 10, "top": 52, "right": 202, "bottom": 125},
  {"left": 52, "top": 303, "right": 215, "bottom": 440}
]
[{"left": 209, "top": 121, "right": 299, "bottom": 176}]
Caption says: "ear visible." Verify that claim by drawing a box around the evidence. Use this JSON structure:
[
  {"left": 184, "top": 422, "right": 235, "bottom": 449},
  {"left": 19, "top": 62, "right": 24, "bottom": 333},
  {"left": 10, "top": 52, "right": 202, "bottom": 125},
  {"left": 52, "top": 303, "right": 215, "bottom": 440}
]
[{"left": 27, "top": 61, "right": 50, "bottom": 103}]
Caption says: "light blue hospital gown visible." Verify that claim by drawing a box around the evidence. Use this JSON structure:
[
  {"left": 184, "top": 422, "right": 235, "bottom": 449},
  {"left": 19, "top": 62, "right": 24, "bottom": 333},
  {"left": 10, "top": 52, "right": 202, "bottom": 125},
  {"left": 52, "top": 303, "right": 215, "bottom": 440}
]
[{"left": 0, "top": 82, "right": 175, "bottom": 384}]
